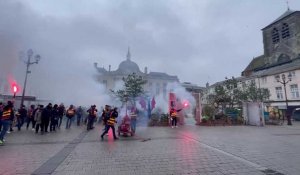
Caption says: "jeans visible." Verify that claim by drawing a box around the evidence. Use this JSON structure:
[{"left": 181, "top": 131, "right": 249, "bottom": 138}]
[
  {"left": 0, "top": 120, "right": 11, "bottom": 141},
  {"left": 66, "top": 117, "right": 73, "bottom": 129},
  {"left": 171, "top": 117, "right": 177, "bottom": 126},
  {"left": 131, "top": 119, "right": 137, "bottom": 133},
  {"left": 17, "top": 117, "right": 25, "bottom": 131},
  {"left": 58, "top": 116, "right": 63, "bottom": 128}
]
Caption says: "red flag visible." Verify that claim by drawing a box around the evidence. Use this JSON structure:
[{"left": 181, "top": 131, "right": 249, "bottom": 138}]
[
  {"left": 151, "top": 97, "right": 156, "bottom": 110},
  {"left": 139, "top": 97, "right": 146, "bottom": 110}
]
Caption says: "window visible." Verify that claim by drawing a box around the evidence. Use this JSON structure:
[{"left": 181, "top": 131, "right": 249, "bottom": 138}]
[
  {"left": 272, "top": 28, "right": 280, "bottom": 43},
  {"left": 290, "top": 84, "right": 299, "bottom": 99},
  {"left": 103, "top": 80, "right": 107, "bottom": 88},
  {"left": 289, "top": 71, "right": 296, "bottom": 78},
  {"left": 275, "top": 87, "right": 283, "bottom": 99},
  {"left": 156, "top": 83, "right": 160, "bottom": 95},
  {"left": 282, "top": 23, "right": 290, "bottom": 39},
  {"left": 261, "top": 77, "right": 267, "bottom": 84},
  {"left": 163, "top": 83, "right": 167, "bottom": 97}
]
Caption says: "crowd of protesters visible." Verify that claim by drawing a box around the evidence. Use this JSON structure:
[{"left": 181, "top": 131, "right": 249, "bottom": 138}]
[{"left": 0, "top": 100, "right": 123, "bottom": 146}]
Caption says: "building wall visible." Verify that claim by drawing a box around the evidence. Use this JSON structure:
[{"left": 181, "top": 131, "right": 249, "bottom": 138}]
[
  {"left": 256, "top": 69, "right": 300, "bottom": 107},
  {"left": 98, "top": 74, "right": 178, "bottom": 98}
]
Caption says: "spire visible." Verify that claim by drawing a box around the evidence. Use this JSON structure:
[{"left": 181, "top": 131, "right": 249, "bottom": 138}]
[
  {"left": 286, "top": 0, "right": 290, "bottom": 11},
  {"left": 126, "top": 47, "right": 131, "bottom": 61}
]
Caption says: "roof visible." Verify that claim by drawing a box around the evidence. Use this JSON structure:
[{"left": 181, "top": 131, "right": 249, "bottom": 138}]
[
  {"left": 252, "top": 57, "right": 300, "bottom": 77},
  {"left": 116, "top": 59, "right": 142, "bottom": 74},
  {"left": 262, "top": 9, "right": 299, "bottom": 30},
  {"left": 148, "top": 72, "right": 179, "bottom": 81},
  {"left": 242, "top": 55, "right": 265, "bottom": 75}
]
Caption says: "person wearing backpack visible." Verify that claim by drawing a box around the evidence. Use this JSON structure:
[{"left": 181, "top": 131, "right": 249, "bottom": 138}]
[{"left": 66, "top": 105, "right": 76, "bottom": 129}]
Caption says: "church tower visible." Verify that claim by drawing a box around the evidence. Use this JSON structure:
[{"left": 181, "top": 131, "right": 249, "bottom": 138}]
[
  {"left": 262, "top": 9, "right": 300, "bottom": 65},
  {"left": 242, "top": 9, "right": 300, "bottom": 76}
]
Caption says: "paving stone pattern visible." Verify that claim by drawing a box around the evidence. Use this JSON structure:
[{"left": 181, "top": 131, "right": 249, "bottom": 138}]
[{"left": 1, "top": 121, "right": 300, "bottom": 174}]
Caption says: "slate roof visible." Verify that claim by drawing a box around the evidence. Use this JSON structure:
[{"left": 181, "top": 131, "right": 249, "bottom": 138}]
[{"left": 262, "top": 9, "right": 298, "bottom": 30}]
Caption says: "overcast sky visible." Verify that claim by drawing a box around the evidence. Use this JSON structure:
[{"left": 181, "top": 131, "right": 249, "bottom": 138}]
[{"left": 1, "top": 0, "right": 300, "bottom": 105}]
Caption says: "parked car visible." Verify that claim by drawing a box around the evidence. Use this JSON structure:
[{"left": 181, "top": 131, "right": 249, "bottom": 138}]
[{"left": 292, "top": 108, "right": 300, "bottom": 121}]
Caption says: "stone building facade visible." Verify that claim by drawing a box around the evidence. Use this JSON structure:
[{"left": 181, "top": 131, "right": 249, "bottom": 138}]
[
  {"left": 94, "top": 49, "right": 179, "bottom": 97},
  {"left": 243, "top": 9, "right": 300, "bottom": 76},
  {"left": 204, "top": 9, "right": 300, "bottom": 113}
]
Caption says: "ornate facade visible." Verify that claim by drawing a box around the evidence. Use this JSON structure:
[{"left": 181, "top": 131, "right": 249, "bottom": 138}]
[{"left": 94, "top": 49, "right": 179, "bottom": 97}]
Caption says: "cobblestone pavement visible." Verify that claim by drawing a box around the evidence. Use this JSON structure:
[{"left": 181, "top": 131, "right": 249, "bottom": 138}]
[{"left": 1, "top": 121, "right": 300, "bottom": 175}]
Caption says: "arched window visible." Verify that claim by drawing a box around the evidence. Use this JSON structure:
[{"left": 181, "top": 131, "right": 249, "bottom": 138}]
[
  {"left": 282, "top": 23, "right": 290, "bottom": 39},
  {"left": 272, "top": 28, "right": 280, "bottom": 44}
]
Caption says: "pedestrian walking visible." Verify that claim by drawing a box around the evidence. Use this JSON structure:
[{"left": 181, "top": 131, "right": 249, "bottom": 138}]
[
  {"left": 57, "top": 103, "right": 65, "bottom": 128},
  {"left": 50, "top": 104, "right": 59, "bottom": 132},
  {"left": 87, "top": 105, "right": 97, "bottom": 130},
  {"left": 76, "top": 106, "right": 83, "bottom": 126},
  {"left": 26, "top": 105, "right": 36, "bottom": 130},
  {"left": 41, "top": 103, "right": 52, "bottom": 133},
  {"left": 130, "top": 111, "right": 137, "bottom": 135},
  {"left": 17, "top": 105, "right": 27, "bottom": 131},
  {"left": 101, "top": 107, "right": 118, "bottom": 140},
  {"left": 34, "top": 105, "right": 43, "bottom": 134},
  {"left": 65, "top": 105, "right": 75, "bottom": 129},
  {"left": 0, "top": 102, "right": 3, "bottom": 132},
  {"left": 0, "top": 101, "right": 14, "bottom": 145}
]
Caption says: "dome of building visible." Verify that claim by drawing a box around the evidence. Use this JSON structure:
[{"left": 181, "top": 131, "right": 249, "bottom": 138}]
[{"left": 117, "top": 59, "right": 142, "bottom": 74}]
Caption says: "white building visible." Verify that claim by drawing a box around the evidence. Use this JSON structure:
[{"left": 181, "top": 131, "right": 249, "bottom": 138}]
[{"left": 94, "top": 49, "right": 179, "bottom": 97}]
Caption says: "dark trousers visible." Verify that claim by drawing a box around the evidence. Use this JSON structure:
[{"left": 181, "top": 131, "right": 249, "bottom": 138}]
[
  {"left": 35, "top": 124, "right": 41, "bottom": 133},
  {"left": 26, "top": 118, "right": 35, "bottom": 129},
  {"left": 171, "top": 117, "right": 177, "bottom": 126},
  {"left": 42, "top": 118, "right": 50, "bottom": 132},
  {"left": 77, "top": 115, "right": 82, "bottom": 126},
  {"left": 17, "top": 117, "right": 25, "bottom": 131},
  {"left": 50, "top": 120, "right": 57, "bottom": 131},
  {"left": 101, "top": 125, "right": 117, "bottom": 139},
  {"left": 58, "top": 116, "right": 63, "bottom": 128},
  {"left": 87, "top": 116, "right": 95, "bottom": 130}
]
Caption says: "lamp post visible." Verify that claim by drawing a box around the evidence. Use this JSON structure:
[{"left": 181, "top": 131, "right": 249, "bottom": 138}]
[
  {"left": 20, "top": 49, "right": 41, "bottom": 108},
  {"left": 275, "top": 73, "right": 292, "bottom": 125}
]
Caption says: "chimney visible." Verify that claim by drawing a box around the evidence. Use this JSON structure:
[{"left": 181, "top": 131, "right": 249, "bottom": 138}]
[
  {"left": 94, "top": 62, "right": 98, "bottom": 68},
  {"left": 109, "top": 65, "right": 111, "bottom": 72},
  {"left": 144, "top": 67, "right": 148, "bottom": 74}
]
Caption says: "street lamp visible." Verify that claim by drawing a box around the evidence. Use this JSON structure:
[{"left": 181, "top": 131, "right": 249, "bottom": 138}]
[
  {"left": 275, "top": 73, "right": 292, "bottom": 125},
  {"left": 20, "top": 49, "right": 41, "bottom": 108}
]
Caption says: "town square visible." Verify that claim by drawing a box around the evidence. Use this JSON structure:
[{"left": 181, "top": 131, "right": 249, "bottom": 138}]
[{"left": 1, "top": 0, "right": 300, "bottom": 175}]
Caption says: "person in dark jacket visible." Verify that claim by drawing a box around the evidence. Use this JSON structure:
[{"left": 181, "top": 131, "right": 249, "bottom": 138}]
[
  {"left": 26, "top": 105, "right": 36, "bottom": 130},
  {"left": 76, "top": 106, "right": 83, "bottom": 126},
  {"left": 57, "top": 103, "right": 65, "bottom": 128},
  {"left": 0, "top": 101, "right": 14, "bottom": 145},
  {"left": 17, "top": 105, "right": 27, "bottom": 131},
  {"left": 50, "top": 104, "right": 59, "bottom": 132},
  {"left": 41, "top": 103, "right": 52, "bottom": 133},
  {"left": 0, "top": 102, "right": 3, "bottom": 132}
]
